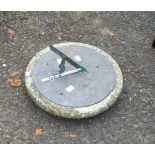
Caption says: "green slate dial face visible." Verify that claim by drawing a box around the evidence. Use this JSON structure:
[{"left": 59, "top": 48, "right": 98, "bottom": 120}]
[{"left": 32, "top": 43, "right": 116, "bottom": 108}]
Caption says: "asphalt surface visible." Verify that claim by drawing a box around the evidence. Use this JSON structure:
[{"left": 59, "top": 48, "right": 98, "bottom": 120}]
[{"left": 0, "top": 12, "right": 155, "bottom": 144}]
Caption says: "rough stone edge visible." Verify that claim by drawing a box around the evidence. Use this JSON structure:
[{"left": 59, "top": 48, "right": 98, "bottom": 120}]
[{"left": 25, "top": 42, "right": 123, "bottom": 119}]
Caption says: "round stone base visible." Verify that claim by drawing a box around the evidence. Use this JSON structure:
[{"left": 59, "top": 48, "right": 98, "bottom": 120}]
[{"left": 25, "top": 42, "right": 123, "bottom": 119}]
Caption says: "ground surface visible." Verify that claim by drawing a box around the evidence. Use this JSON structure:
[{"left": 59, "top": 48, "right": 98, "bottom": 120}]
[{"left": 0, "top": 12, "right": 155, "bottom": 144}]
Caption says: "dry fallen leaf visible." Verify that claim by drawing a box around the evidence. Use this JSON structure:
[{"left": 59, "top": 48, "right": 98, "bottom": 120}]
[
  {"left": 9, "top": 71, "right": 19, "bottom": 77},
  {"left": 107, "top": 31, "right": 116, "bottom": 38},
  {"left": 8, "top": 79, "right": 21, "bottom": 87},
  {"left": 68, "top": 132, "right": 77, "bottom": 139},
  {"left": 35, "top": 128, "right": 44, "bottom": 137},
  {"left": 4, "top": 26, "right": 16, "bottom": 37}
]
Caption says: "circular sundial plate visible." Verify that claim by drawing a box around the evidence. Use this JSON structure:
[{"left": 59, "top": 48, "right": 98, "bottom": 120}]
[
  {"left": 32, "top": 44, "right": 115, "bottom": 107},
  {"left": 25, "top": 42, "right": 123, "bottom": 119}
]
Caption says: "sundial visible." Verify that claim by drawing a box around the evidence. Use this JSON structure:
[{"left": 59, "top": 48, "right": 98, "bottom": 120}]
[{"left": 25, "top": 42, "right": 123, "bottom": 119}]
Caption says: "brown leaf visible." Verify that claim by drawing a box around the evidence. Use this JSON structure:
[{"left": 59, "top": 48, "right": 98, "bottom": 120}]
[
  {"left": 35, "top": 128, "right": 44, "bottom": 137},
  {"left": 8, "top": 79, "right": 21, "bottom": 87},
  {"left": 4, "top": 26, "right": 16, "bottom": 37},
  {"left": 9, "top": 71, "right": 19, "bottom": 77},
  {"left": 68, "top": 132, "right": 77, "bottom": 139},
  {"left": 107, "top": 31, "right": 116, "bottom": 38}
]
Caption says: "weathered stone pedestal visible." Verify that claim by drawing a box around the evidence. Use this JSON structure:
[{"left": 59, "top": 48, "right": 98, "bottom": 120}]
[{"left": 25, "top": 42, "right": 123, "bottom": 119}]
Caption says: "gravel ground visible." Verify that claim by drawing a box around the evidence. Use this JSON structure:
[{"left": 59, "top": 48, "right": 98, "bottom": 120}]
[{"left": 0, "top": 11, "right": 155, "bottom": 144}]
